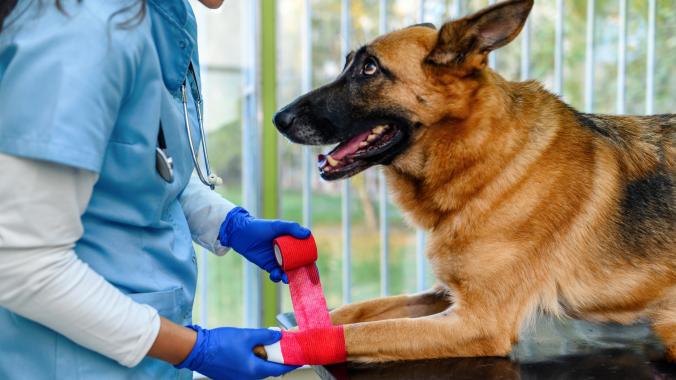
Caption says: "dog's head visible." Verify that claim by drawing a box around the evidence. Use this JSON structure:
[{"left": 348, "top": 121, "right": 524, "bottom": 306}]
[{"left": 274, "top": 0, "right": 533, "bottom": 180}]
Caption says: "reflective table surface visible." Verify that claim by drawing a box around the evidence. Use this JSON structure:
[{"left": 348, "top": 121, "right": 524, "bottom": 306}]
[{"left": 277, "top": 313, "right": 676, "bottom": 380}]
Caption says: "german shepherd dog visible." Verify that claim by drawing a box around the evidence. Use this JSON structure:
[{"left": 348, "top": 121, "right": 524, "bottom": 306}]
[{"left": 273, "top": 0, "right": 675, "bottom": 362}]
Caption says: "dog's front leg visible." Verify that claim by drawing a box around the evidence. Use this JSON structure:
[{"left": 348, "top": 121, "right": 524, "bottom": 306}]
[
  {"left": 343, "top": 309, "right": 514, "bottom": 362},
  {"left": 651, "top": 292, "right": 676, "bottom": 362},
  {"left": 330, "top": 286, "right": 450, "bottom": 325}
]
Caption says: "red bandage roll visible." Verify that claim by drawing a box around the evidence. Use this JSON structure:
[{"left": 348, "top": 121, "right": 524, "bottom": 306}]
[
  {"left": 266, "top": 234, "right": 346, "bottom": 365},
  {"left": 274, "top": 235, "right": 318, "bottom": 271}
]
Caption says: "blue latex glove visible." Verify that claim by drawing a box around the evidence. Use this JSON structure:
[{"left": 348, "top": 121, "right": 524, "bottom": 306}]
[
  {"left": 219, "top": 207, "right": 311, "bottom": 284},
  {"left": 175, "top": 325, "right": 298, "bottom": 380}
]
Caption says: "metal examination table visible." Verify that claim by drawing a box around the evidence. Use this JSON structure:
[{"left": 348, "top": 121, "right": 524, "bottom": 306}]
[{"left": 277, "top": 312, "right": 676, "bottom": 380}]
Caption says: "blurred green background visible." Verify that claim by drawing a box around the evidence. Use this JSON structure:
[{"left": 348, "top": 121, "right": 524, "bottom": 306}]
[{"left": 191, "top": 0, "right": 675, "bottom": 328}]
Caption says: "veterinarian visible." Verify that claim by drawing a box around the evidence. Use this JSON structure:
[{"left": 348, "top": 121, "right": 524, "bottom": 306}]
[{"left": 0, "top": 0, "right": 306, "bottom": 379}]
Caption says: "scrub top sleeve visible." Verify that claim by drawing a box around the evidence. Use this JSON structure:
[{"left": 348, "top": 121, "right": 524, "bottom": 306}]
[
  {"left": 179, "top": 174, "right": 236, "bottom": 256},
  {"left": 0, "top": 4, "right": 139, "bottom": 173}
]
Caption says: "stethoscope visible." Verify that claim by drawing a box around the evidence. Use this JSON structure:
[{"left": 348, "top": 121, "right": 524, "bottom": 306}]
[{"left": 156, "top": 63, "right": 223, "bottom": 190}]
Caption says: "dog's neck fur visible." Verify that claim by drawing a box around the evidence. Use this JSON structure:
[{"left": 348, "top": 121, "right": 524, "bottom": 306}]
[{"left": 384, "top": 70, "right": 568, "bottom": 233}]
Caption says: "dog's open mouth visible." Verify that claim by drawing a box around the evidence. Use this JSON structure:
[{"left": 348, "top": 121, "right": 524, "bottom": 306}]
[{"left": 318, "top": 124, "right": 403, "bottom": 180}]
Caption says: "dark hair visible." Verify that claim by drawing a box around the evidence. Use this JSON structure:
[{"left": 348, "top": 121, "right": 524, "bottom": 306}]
[
  {"left": 0, "top": 0, "right": 147, "bottom": 33},
  {"left": 0, "top": 0, "right": 18, "bottom": 32}
]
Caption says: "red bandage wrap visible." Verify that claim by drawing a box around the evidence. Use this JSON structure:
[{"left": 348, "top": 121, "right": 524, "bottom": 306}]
[
  {"left": 280, "top": 328, "right": 346, "bottom": 365},
  {"left": 270, "top": 235, "right": 347, "bottom": 365}
]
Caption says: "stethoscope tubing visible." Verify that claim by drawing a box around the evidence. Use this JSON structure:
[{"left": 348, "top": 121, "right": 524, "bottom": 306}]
[{"left": 179, "top": 63, "right": 222, "bottom": 190}]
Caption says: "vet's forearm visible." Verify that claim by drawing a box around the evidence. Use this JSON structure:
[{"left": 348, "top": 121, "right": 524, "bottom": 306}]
[
  {"left": 0, "top": 155, "right": 162, "bottom": 368},
  {"left": 147, "top": 317, "right": 197, "bottom": 365}
]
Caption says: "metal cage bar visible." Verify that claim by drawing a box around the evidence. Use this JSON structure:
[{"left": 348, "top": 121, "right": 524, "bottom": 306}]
[
  {"left": 645, "top": 0, "right": 656, "bottom": 115},
  {"left": 554, "top": 0, "right": 564, "bottom": 95},
  {"left": 415, "top": 0, "right": 427, "bottom": 293},
  {"left": 521, "top": 18, "right": 530, "bottom": 81},
  {"left": 242, "top": 0, "right": 262, "bottom": 328},
  {"left": 302, "top": 0, "right": 313, "bottom": 229},
  {"left": 193, "top": 9, "right": 212, "bottom": 330},
  {"left": 379, "top": 0, "right": 390, "bottom": 297},
  {"left": 415, "top": 233, "right": 426, "bottom": 292},
  {"left": 584, "top": 0, "right": 595, "bottom": 112},
  {"left": 616, "top": 0, "right": 627, "bottom": 114},
  {"left": 451, "top": 0, "right": 462, "bottom": 19},
  {"left": 341, "top": 0, "right": 353, "bottom": 305}
]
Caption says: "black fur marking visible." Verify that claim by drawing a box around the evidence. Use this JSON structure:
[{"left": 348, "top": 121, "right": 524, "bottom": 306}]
[
  {"left": 618, "top": 166, "right": 675, "bottom": 253},
  {"left": 575, "top": 112, "right": 607, "bottom": 138},
  {"left": 648, "top": 114, "right": 676, "bottom": 127},
  {"left": 572, "top": 110, "right": 625, "bottom": 146}
]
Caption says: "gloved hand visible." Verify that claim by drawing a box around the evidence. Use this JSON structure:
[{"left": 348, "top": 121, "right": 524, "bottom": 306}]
[
  {"left": 219, "top": 207, "right": 311, "bottom": 283},
  {"left": 175, "top": 325, "right": 299, "bottom": 380}
]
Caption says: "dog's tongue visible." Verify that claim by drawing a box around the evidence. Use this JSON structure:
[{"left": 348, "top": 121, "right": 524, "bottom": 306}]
[{"left": 331, "top": 130, "right": 371, "bottom": 160}]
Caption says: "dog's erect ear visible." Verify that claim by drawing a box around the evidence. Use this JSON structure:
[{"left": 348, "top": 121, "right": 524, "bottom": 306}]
[{"left": 426, "top": 0, "right": 533, "bottom": 69}]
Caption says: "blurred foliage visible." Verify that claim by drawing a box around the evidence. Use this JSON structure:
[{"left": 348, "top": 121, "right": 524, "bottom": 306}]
[
  {"left": 206, "top": 119, "right": 242, "bottom": 186},
  {"left": 494, "top": 0, "right": 676, "bottom": 114}
]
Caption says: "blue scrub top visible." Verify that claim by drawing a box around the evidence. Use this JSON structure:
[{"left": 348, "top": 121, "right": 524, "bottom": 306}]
[{"left": 0, "top": 0, "right": 205, "bottom": 378}]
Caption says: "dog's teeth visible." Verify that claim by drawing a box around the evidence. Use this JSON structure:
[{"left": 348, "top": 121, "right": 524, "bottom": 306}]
[
  {"left": 327, "top": 155, "right": 340, "bottom": 167},
  {"left": 359, "top": 141, "right": 369, "bottom": 148},
  {"left": 372, "top": 125, "right": 386, "bottom": 135},
  {"left": 367, "top": 134, "right": 378, "bottom": 142}
]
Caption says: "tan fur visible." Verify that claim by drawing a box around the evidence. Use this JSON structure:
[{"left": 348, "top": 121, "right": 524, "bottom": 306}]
[{"left": 324, "top": 4, "right": 675, "bottom": 363}]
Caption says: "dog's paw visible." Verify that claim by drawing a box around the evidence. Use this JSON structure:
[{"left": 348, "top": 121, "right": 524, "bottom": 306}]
[
  {"left": 253, "top": 345, "right": 267, "bottom": 360},
  {"left": 667, "top": 346, "right": 676, "bottom": 363}
]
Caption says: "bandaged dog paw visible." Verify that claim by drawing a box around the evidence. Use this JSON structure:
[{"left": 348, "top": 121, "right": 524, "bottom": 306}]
[{"left": 263, "top": 326, "right": 347, "bottom": 365}]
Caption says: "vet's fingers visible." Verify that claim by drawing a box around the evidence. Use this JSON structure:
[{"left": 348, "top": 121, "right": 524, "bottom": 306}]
[
  {"left": 272, "top": 221, "right": 311, "bottom": 239},
  {"left": 247, "top": 327, "right": 283, "bottom": 346},
  {"left": 282, "top": 272, "right": 289, "bottom": 284},
  {"left": 269, "top": 268, "right": 283, "bottom": 283}
]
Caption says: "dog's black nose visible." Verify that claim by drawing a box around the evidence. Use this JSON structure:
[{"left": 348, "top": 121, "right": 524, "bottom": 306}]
[{"left": 274, "top": 109, "right": 296, "bottom": 131}]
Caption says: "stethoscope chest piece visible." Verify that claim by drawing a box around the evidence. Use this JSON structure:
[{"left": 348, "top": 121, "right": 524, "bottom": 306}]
[
  {"left": 156, "top": 121, "right": 174, "bottom": 183},
  {"left": 156, "top": 146, "right": 174, "bottom": 183}
]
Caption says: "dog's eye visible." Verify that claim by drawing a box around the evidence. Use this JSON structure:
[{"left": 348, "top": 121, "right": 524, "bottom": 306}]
[{"left": 362, "top": 59, "right": 378, "bottom": 76}]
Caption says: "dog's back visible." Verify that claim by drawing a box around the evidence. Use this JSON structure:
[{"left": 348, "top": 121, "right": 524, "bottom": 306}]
[
  {"left": 494, "top": 85, "right": 676, "bottom": 323},
  {"left": 574, "top": 112, "right": 674, "bottom": 260}
]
